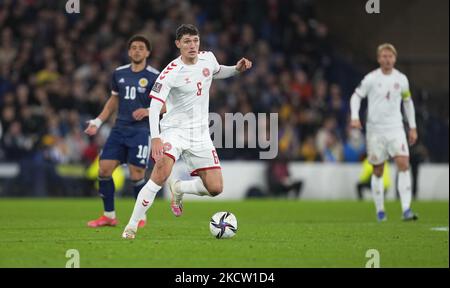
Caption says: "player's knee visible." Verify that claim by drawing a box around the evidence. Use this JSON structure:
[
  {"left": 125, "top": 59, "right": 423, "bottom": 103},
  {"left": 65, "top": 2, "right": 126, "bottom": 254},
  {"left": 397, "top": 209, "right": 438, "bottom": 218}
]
[
  {"left": 373, "top": 171, "right": 383, "bottom": 178},
  {"left": 98, "top": 167, "right": 113, "bottom": 178},
  {"left": 206, "top": 183, "right": 223, "bottom": 197},
  {"left": 130, "top": 175, "right": 145, "bottom": 182},
  {"left": 152, "top": 160, "right": 172, "bottom": 183},
  {"left": 373, "top": 166, "right": 384, "bottom": 178},
  {"left": 129, "top": 170, "right": 145, "bottom": 182},
  {"left": 152, "top": 169, "right": 170, "bottom": 183},
  {"left": 395, "top": 156, "right": 410, "bottom": 172}
]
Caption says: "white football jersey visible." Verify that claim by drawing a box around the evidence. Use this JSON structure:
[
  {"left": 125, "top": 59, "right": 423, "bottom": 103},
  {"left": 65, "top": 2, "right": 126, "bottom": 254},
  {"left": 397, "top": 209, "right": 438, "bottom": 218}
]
[
  {"left": 149, "top": 51, "right": 220, "bottom": 138},
  {"left": 355, "top": 68, "right": 411, "bottom": 133}
]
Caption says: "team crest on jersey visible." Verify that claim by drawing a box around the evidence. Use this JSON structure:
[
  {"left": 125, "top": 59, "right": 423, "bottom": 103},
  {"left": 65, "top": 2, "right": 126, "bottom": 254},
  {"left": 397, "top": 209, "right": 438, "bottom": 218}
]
[
  {"left": 139, "top": 78, "right": 149, "bottom": 87},
  {"left": 203, "top": 68, "right": 210, "bottom": 77},
  {"left": 152, "top": 82, "right": 163, "bottom": 93},
  {"left": 394, "top": 83, "right": 400, "bottom": 90}
]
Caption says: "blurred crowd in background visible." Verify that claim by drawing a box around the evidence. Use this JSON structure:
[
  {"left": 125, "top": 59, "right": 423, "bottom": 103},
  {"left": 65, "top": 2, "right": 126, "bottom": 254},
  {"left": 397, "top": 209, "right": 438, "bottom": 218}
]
[{"left": 0, "top": 0, "right": 448, "bottom": 172}]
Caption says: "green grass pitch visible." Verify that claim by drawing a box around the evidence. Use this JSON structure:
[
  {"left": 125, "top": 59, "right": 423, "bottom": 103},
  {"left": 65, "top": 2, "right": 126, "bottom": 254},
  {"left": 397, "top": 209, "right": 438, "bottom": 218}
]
[{"left": 0, "top": 198, "right": 448, "bottom": 268}]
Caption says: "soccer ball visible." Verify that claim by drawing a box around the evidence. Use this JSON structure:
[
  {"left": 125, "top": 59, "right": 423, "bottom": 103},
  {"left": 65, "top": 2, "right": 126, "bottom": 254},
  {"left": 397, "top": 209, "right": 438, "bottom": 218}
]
[{"left": 209, "top": 211, "right": 238, "bottom": 239}]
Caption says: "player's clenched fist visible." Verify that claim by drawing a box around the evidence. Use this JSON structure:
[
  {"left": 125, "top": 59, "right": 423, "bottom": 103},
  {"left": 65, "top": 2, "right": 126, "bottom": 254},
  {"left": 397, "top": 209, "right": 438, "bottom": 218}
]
[{"left": 235, "top": 58, "right": 252, "bottom": 73}]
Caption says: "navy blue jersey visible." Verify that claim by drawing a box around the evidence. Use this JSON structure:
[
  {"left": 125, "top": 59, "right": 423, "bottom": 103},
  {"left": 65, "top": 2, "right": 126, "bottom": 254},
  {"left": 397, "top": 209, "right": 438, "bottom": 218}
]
[{"left": 111, "top": 64, "right": 159, "bottom": 129}]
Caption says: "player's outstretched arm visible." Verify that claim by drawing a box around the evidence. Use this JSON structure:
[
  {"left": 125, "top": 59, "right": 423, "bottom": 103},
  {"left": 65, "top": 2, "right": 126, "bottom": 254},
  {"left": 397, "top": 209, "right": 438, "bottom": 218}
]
[
  {"left": 85, "top": 94, "right": 119, "bottom": 136},
  {"left": 213, "top": 58, "right": 253, "bottom": 80}
]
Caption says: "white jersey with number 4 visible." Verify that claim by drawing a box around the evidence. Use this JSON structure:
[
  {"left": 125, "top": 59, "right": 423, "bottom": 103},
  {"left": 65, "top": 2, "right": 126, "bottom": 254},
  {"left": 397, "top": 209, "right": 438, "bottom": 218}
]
[
  {"left": 149, "top": 51, "right": 220, "bottom": 136},
  {"left": 355, "top": 68, "right": 410, "bottom": 134}
]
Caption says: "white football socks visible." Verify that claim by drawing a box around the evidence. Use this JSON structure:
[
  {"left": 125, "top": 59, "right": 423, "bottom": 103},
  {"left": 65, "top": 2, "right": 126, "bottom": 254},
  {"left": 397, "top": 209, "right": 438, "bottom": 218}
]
[
  {"left": 127, "top": 179, "right": 161, "bottom": 229},
  {"left": 398, "top": 170, "right": 412, "bottom": 212},
  {"left": 176, "top": 178, "right": 210, "bottom": 196},
  {"left": 104, "top": 211, "right": 116, "bottom": 219},
  {"left": 371, "top": 175, "right": 385, "bottom": 212}
]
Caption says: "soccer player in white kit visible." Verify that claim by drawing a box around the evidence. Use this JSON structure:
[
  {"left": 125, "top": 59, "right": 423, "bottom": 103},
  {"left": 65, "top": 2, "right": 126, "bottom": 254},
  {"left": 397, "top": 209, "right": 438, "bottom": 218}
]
[
  {"left": 122, "top": 24, "right": 252, "bottom": 239},
  {"left": 350, "top": 43, "right": 419, "bottom": 222}
]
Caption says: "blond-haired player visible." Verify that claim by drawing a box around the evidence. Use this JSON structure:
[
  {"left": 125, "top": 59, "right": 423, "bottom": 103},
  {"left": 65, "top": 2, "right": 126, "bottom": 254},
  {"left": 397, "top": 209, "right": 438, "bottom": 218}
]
[{"left": 350, "top": 43, "right": 418, "bottom": 222}]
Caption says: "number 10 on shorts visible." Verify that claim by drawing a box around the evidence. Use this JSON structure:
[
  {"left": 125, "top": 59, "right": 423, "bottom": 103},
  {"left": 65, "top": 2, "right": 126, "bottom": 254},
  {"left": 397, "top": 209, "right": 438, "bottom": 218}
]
[{"left": 137, "top": 145, "right": 149, "bottom": 159}]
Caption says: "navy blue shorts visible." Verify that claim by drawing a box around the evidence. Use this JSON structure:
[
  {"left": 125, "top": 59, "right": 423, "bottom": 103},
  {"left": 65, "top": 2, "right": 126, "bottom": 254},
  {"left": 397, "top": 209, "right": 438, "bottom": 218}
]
[{"left": 100, "top": 126, "right": 150, "bottom": 168}]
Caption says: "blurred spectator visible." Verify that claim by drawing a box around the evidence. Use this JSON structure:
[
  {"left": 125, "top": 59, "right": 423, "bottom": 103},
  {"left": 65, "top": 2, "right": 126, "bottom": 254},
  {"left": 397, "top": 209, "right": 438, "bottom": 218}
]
[
  {"left": 278, "top": 116, "right": 300, "bottom": 160},
  {"left": 322, "top": 130, "right": 343, "bottom": 162},
  {"left": 291, "top": 70, "right": 313, "bottom": 104},
  {"left": 266, "top": 154, "right": 303, "bottom": 198},
  {"left": 328, "top": 83, "right": 347, "bottom": 129},
  {"left": 316, "top": 116, "right": 340, "bottom": 158},
  {"left": 343, "top": 126, "right": 366, "bottom": 162},
  {"left": 2, "top": 121, "right": 34, "bottom": 160},
  {"left": 299, "top": 135, "right": 320, "bottom": 162},
  {"left": 0, "top": 0, "right": 447, "bottom": 173}
]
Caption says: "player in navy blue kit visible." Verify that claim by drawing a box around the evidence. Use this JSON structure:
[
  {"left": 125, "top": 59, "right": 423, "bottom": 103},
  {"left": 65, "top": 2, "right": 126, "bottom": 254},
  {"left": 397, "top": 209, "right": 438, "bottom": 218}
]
[{"left": 85, "top": 35, "right": 160, "bottom": 228}]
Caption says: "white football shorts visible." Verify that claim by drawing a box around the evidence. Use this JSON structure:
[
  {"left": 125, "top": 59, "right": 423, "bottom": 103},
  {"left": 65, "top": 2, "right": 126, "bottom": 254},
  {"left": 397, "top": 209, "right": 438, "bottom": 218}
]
[
  {"left": 159, "top": 128, "right": 221, "bottom": 176},
  {"left": 366, "top": 129, "right": 409, "bottom": 165}
]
